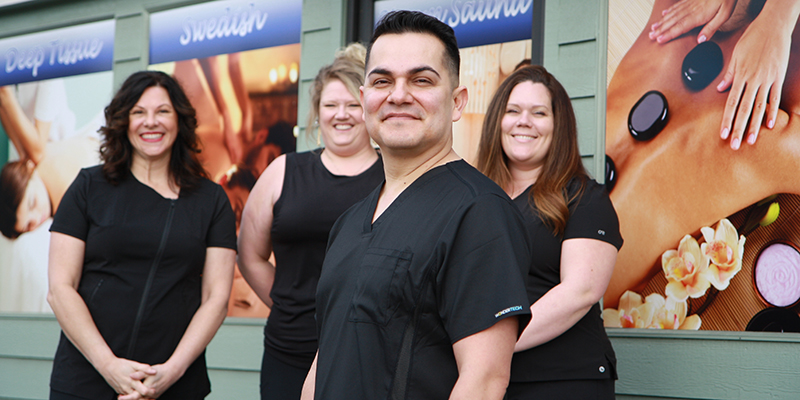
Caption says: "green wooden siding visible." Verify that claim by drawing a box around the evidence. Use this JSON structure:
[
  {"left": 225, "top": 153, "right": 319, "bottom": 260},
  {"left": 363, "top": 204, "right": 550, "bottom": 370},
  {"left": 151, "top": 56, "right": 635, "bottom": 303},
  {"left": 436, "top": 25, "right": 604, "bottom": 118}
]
[{"left": 1, "top": 1, "right": 799, "bottom": 399}]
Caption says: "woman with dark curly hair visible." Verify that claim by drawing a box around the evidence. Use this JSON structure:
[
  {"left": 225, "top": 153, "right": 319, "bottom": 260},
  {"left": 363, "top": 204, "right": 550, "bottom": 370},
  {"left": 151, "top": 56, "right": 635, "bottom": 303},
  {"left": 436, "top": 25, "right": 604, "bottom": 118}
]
[
  {"left": 47, "top": 71, "right": 236, "bottom": 400},
  {"left": 477, "top": 65, "right": 623, "bottom": 399}
]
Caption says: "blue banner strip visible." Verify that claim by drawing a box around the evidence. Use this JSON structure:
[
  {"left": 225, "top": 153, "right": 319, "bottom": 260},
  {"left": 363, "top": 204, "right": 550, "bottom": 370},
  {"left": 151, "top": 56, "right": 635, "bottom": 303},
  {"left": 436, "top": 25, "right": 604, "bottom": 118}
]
[
  {"left": 150, "top": 0, "right": 302, "bottom": 64},
  {"left": 374, "top": 0, "right": 533, "bottom": 48},
  {"left": 0, "top": 20, "right": 115, "bottom": 86}
]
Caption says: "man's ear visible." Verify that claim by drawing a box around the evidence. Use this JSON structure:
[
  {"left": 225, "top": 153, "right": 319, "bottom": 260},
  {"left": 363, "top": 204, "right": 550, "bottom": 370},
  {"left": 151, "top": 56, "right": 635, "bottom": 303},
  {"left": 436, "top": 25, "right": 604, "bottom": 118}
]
[
  {"left": 360, "top": 85, "right": 366, "bottom": 121},
  {"left": 451, "top": 85, "right": 468, "bottom": 122}
]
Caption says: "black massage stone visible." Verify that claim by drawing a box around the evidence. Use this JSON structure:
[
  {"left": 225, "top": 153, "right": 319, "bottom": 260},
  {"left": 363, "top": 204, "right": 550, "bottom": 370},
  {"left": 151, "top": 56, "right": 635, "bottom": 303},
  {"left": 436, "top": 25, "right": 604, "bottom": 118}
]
[
  {"left": 628, "top": 90, "right": 668, "bottom": 141},
  {"left": 605, "top": 155, "right": 617, "bottom": 192},
  {"left": 746, "top": 308, "right": 800, "bottom": 333},
  {"left": 682, "top": 41, "right": 724, "bottom": 91}
]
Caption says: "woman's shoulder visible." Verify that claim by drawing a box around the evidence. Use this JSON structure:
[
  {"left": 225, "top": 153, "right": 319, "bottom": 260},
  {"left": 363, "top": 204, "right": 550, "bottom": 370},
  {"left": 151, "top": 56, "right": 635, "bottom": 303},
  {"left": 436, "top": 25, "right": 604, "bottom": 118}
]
[
  {"left": 568, "top": 175, "right": 609, "bottom": 197},
  {"left": 60, "top": 165, "right": 116, "bottom": 205},
  {"left": 75, "top": 164, "right": 111, "bottom": 186},
  {"left": 185, "top": 177, "right": 234, "bottom": 210},
  {"left": 194, "top": 175, "right": 227, "bottom": 194},
  {"left": 565, "top": 176, "right": 616, "bottom": 213},
  {"left": 566, "top": 178, "right": 618, "bottom": 224},
  {"left": 81, "top": 164, "right": 105, "bottom": 177},
  {"left": 291, "top": 150, "right": 320, "bottom": 164}
]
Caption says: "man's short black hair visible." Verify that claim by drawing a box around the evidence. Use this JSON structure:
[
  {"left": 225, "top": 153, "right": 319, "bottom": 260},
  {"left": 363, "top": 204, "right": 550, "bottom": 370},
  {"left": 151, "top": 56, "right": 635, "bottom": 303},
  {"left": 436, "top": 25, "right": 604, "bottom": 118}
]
[{"left": 366, "top": 10, "right": 460, "bottom": 86}]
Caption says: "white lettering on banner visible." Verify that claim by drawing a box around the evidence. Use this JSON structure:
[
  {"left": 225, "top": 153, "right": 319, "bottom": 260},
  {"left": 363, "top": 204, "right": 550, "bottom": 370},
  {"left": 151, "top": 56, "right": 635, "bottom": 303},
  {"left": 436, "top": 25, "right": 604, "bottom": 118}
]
[
  {"left": 424, "top": 0, "right": 532, "bottom": 29},
  {"left": 179, "top": 5, "right": 269, "bottom": 46},
  {"left": 4, "top": 38, "right": 103, "bottom": 78},
  {"left": 5, "top": 47, "right": 44, "bottom": 77},
  {"left": 49, "top": 39, "right": 104, "bottom": 66}
]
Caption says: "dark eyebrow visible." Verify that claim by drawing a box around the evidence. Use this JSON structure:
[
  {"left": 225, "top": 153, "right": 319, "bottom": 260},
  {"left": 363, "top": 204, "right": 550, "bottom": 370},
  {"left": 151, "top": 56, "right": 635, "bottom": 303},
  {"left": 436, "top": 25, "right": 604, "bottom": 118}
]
[
  {"left": 367, "top": 67, "right": 391, "bottom": 77},
  {"left": 367, "top": 66, "right": 441, "bottom": 79},
  {"left": 410, "top": 66, "right": 440, "bottom": 78}
]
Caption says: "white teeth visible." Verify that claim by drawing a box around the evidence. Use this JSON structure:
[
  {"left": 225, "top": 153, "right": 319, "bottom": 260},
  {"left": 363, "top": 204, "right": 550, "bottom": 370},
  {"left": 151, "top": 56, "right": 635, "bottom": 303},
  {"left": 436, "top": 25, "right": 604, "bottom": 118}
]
[
  {"left": 141, "top": 133, "right": 163, "bottom": 140},
  {"left": 334, "top": 124, "right": 353, "bottom": 130}
]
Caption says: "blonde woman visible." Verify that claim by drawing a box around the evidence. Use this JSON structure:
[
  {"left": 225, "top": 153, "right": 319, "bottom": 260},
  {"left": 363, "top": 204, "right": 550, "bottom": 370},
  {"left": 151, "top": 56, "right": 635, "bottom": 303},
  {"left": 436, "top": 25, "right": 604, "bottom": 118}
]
[{"left": 237, "top": 43, "right": 383, "bottom": 400}]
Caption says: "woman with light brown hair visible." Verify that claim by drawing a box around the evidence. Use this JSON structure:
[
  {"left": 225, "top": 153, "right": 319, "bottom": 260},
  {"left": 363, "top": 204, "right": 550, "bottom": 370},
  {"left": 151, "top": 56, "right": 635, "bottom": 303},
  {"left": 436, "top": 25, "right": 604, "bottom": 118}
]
[{"left": 477, "top": 65, "right": 623, "bottom": 399}]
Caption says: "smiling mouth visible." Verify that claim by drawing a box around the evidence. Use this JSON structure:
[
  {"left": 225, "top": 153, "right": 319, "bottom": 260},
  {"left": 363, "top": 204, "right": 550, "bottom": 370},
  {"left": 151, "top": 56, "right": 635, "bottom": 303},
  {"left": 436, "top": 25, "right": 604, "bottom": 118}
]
[
  {"left": 141, "top": 133, "right": 164, "bottom": 142},
  {"left": 334, "top": 124, "right": 354, "bottom": 130},
  {"left": 511, "top": 133, "right": 538, "bottom": 140}
]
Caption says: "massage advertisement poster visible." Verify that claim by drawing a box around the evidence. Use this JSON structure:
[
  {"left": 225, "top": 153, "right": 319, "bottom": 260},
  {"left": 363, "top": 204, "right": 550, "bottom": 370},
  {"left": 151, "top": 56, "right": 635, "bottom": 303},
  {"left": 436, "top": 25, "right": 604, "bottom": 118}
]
[
  {"left": 604, "top": 0, "right": 800, "bottom": 332},
  {"left": 0, "top": 20, "right": 115, "bottom": 313},
  {"left": 374, "top": 0, "right": 534, "bottom": 164},
  {"left": 149, "top": 0, "right": 302, "bottom": 318}
]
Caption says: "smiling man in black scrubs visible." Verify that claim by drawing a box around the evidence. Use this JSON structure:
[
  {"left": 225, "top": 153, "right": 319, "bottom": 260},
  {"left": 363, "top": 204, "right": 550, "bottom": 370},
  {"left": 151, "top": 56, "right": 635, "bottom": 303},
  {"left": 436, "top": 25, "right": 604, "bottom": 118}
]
[{"left": 300, "top": 10, "right": 532, "bottom": 400}]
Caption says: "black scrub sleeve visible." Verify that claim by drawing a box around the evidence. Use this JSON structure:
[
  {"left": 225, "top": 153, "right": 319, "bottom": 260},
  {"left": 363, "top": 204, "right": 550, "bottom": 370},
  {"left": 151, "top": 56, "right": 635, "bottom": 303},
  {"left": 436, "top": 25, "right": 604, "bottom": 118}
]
[
  {"left": 435, "top": 193, "right": 532, "bottom": 343},
  {"left": 204, "top": 182, "right": 237, "bottom": 251},
  {"left": 565, "top": 180, "right": 623, "bottom": 250},
  {"left": 50, "top": 167, "right": 93, "bottom": 240}
]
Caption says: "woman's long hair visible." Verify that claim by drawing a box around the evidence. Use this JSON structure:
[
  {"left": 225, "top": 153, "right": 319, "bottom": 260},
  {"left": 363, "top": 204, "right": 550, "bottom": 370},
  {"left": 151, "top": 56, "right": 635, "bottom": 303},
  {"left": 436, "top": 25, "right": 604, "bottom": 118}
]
[
  {"left": 477, "top": 65, "right": 588, "bottom": 235},
  {"left": 99, "top": 70, "right": 207, "bottom": 189},
  {"left": 0, "top": 161, "right": 34, "bottom": 238}
]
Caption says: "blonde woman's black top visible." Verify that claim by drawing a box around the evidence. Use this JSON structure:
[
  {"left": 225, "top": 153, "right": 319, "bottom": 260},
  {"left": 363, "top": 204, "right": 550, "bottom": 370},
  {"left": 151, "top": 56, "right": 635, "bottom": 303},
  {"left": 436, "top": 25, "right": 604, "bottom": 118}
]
[{"left": 265, "top": 151, "right": 383, "bottom": 367}]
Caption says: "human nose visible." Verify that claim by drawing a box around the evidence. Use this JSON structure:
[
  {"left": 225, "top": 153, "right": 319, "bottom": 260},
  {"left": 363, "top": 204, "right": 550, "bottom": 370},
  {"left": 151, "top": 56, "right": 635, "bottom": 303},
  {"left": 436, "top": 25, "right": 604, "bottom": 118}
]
[
  {"left": 335, "top": 104, "right": 348, "bottom": 119},
  {"left": 387, "top": 80, "right": 411, "bottom": 104},
  {"left": 144, "top": 111, "right": 157, "bottom": 127},
  {"left": 516, "top": 111, "right": 533, "bottom": 127},
  {"left": 23, "top": 214, "right": 37, "bottom": 233}
]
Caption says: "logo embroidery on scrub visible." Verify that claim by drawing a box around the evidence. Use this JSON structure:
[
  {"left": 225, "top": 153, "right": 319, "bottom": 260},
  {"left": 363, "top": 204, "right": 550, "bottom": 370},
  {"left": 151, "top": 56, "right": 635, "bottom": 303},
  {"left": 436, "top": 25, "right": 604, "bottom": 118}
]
[{"left": 495, "top": 305, "right": 524, "bottom": 318}]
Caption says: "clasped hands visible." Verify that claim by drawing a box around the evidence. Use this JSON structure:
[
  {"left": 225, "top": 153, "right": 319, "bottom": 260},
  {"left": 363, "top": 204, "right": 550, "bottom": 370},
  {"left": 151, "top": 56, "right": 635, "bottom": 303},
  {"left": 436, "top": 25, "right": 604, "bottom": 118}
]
[{"left": 100, "top": 356, "right": 182, "bottom": 400}]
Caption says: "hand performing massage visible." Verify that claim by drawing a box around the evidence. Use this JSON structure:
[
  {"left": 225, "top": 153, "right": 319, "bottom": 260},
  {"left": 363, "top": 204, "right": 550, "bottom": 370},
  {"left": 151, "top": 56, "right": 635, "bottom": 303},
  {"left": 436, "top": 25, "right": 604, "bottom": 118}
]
[{"left": 604, "top": 0, "right": 800, "bottom": 329}]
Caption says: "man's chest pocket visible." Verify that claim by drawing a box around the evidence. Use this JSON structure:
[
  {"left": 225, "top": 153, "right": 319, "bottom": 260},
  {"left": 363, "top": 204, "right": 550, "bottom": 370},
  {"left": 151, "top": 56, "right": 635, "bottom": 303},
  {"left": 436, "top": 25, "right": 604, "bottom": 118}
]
[{"left": 348, "top": 248, "right": 413, "bottom": 326}]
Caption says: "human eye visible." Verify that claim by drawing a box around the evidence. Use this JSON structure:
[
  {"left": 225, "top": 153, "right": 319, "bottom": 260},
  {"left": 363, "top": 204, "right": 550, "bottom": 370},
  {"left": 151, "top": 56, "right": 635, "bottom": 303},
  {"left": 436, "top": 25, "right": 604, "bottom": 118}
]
[
  {"left": 371, "top": 77, "right": 391, "bottom": 88},
  {"left": 413, "top": 76, "right": 434, "bottom": 85},
  {"left": 505, "top": 108, "right": 519, "bottom": 114},
  {"left": 130, "top": 108, "right": 144, "bottom": 115}
]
